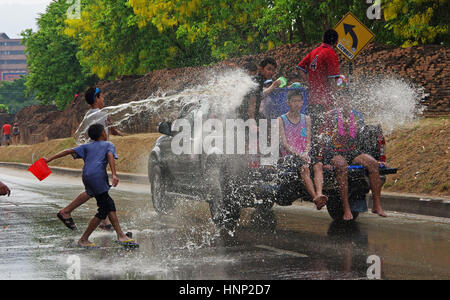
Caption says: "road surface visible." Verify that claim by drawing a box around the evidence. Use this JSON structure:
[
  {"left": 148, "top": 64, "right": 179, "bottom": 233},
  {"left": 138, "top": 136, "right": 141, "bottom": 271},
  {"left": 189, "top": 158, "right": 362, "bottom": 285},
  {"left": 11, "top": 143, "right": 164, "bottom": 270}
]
[{"left": 0, "top": 166, "right": 449, "bottom": 280}]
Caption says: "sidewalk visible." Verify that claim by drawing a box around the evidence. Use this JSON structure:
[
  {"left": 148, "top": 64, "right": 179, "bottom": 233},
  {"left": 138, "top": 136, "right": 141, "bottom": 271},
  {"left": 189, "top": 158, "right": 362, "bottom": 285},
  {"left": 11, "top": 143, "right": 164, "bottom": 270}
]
[{"left": 2, "top": 162, "right": 448, "bottom": 218}]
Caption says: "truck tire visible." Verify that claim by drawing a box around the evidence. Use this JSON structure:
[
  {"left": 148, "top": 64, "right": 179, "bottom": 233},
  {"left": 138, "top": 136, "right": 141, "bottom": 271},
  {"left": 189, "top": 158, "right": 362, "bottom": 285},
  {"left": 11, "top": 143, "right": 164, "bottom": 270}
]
[
  {"left": 206, "top": 167, "right": 241, "bottom": 232},
  {"left": 149, "top": 164, "right": 176, "bottom": 214},
  {"left": 326, "top": 194, "right": 359, "bottom": 222}
]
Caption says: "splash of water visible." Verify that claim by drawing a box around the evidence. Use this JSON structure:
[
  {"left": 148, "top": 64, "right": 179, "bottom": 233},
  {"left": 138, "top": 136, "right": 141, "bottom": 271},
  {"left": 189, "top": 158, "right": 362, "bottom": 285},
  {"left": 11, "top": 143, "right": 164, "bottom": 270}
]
[
  {"left": 74, "top": 69, "right": 257, "bottom": 144},
  {"left": 351, "top": 76, "right": 426, "bottom": 134}
]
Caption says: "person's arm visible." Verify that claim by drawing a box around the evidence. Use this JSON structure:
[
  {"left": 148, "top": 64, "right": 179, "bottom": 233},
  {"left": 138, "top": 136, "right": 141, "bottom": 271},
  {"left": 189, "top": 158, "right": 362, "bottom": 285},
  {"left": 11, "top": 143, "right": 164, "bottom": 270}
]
[
  {"left": 107, "top": 152, "right": 119, "bottom": 187},
  {"left": 296, "top": 53, "right": 310, "bottom": 84},
  {"left": 110, "top": 126, "right": 125, "bottom": 137},
  {"left": 263, "top": 79, "right": 281, "bottom": 97},
  {"left": 44, "top": 149, "right": 76, "bottom": 164},
  {"left": 106, "top": 115, "right": 125, "bottom": 137},
  {"left": 0, "top": 181, "right": 10, "bottom": 197}
]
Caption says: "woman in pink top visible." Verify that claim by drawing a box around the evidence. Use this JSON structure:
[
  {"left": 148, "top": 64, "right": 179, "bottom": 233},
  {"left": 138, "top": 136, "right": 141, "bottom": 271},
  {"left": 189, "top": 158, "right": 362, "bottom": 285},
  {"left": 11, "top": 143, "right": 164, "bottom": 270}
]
[{"left": 278, "top": 90, "right": 328, "bottom": 210}]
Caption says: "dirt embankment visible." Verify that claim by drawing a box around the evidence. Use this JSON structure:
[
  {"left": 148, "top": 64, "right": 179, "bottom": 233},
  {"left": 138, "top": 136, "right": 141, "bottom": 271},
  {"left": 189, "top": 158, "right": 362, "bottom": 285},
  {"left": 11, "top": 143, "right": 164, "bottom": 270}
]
[
  {"left": 11, "top": 42, "right": 450, "bottom": 145},
  {"left": 383, "top": 117, "right": 449, "bottom": 196},
  {"left": 0, "top": 133, "right": 161, "bottom": 174}
]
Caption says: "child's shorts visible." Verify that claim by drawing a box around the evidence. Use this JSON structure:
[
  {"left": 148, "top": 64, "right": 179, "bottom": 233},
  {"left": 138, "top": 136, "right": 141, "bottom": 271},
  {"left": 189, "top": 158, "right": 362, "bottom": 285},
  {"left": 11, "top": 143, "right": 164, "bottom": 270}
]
[
  {"left": 94, "top": 192, "right": 116, "bottom": 220},
  {"left": 322, "top": 150, "right": 362, "bottom": 166}
]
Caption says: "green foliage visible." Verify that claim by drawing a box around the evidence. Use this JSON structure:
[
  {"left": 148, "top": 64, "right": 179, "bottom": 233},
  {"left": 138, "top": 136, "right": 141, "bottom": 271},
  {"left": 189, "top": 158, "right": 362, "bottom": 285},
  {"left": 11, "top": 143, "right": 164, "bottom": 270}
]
[
  {"left": 21, "top": 0, "right": 95, "bottom": 110},
  {"left": 384, "top": 0, "right": 449, "bottom": 47},
  {"left": 0, "top": 77, "right": 37, "bottom": 114},
  {"left": 0, "top": 104, "right": 9, "bottom": 114},
  {"left": 21, "top": 0, "right": 447, "bottom": 111}
]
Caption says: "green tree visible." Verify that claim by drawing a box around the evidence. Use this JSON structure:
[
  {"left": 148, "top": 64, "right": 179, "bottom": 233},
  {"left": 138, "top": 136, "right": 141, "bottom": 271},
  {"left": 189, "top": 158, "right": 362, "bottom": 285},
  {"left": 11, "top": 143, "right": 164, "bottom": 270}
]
[
  {"left": 22, "top": 0, "right": 95, "bottom": 110},
  {"left": 384, "top": 0, "right": 449, "bottom": 47},
  {"left": 65, "top": 0, "right": 186, "bottom": 79},
  {"left": 128, "top": 0, "right": 269, "bottom": 61},
  {"left": 256, "top": 0, "right": 398, "bottom": 46},
  {"left": 0, "top": 104, "right": 9, "bottom": 114},
  {"left": 0, "top": 77, "right": 38, "bottom": 114}
]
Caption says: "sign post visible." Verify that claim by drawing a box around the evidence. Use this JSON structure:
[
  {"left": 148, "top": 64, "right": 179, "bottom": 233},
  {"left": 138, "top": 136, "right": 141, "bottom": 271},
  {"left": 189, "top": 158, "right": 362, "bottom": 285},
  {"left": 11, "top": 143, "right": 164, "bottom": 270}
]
[{"left": 334, "top": 12, "right": 375, "bottom": 89}]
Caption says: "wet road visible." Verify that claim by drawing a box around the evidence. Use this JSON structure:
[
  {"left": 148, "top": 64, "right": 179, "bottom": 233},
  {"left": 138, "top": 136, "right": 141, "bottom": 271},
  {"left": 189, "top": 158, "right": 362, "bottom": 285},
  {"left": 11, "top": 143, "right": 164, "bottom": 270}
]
[{"left": 0, "top": 166, "right": 449, "bottom": 280}]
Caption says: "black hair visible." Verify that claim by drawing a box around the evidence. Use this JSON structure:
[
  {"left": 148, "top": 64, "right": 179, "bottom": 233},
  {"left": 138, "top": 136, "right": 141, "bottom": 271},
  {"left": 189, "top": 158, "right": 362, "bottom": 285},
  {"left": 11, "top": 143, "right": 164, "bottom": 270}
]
[
  {"left": 323, "top": 29, "right": 338, "bottom": 45},
  {"left": 259, "top": 57, "right": 277, "bottom": 69},
  {"left": 287, "top": 89, "right": 303, "bottom": 101},
  {"left": 243, "top": 62, "right": 257, "bottom": 73},
  {"left": 85, "top": 87, "right": 100, "bottom": 106},
  {"left": 87, "top": 123, "right": 105, "bottom": 141}
]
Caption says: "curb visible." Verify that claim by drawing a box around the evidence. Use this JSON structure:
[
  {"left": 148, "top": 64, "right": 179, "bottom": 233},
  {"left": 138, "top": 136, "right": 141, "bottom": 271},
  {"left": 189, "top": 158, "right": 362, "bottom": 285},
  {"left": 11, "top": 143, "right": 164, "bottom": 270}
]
[
  {"left": 368, "top": 193, "right": 450, "bottom": 219},
  {"left": 1, "top": 162, "right": 448, "bottom": 218}
]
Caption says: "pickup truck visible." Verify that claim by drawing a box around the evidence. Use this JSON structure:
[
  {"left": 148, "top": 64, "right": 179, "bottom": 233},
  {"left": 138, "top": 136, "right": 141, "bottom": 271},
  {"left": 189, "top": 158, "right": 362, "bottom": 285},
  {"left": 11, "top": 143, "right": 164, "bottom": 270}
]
[{"left": 148, "top": 88, "right": 397, "bottom": 231}]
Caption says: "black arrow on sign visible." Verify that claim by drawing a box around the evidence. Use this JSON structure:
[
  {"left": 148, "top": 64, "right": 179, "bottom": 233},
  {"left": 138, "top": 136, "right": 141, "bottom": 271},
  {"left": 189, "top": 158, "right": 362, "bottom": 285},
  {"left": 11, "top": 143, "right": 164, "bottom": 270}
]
[{"left": 344, "top": 23, "right": 358, "bottom": 52}]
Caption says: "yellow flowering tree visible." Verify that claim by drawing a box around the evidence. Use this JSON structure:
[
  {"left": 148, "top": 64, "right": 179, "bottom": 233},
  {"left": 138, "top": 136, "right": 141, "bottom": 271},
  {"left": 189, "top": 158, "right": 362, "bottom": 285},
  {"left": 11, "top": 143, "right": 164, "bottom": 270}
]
[
  {"left": 384, "top": 0, "right": 449, "bottom": 47},
  {"left": 128, "top": 0, "right": 268, "bottom": 60},
  {"left": 65, "top": 0, "right": 180, "bottom": 79}
]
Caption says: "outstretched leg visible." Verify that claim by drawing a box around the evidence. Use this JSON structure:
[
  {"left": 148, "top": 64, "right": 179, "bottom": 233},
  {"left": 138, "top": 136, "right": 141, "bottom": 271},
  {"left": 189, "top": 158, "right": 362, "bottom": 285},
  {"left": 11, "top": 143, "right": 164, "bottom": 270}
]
[
  {"left": 59, "top": 191, "right": 90, "bottom": 219},
  {"left": 59, "top": 191, "right": 112, "bottom": 228},
  {"left": 331, "top": 155, "right": 353, "bottom": 221},
  {"left": 353, "top": 154, "right": 387, "bottom": 217}
]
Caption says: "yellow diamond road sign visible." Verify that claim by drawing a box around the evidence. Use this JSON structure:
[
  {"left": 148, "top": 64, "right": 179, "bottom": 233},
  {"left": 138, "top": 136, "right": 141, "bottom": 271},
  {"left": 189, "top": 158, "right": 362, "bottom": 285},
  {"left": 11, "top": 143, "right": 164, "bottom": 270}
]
[{"left": 334, "top": 12, "right": 375, "bottom": 61}]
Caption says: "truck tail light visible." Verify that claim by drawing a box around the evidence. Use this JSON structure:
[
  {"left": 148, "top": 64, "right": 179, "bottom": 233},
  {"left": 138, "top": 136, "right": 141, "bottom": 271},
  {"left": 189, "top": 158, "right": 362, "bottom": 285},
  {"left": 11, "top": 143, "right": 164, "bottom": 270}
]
[{"left": 377, "top": 134, "right": 386, "bottom": 162}]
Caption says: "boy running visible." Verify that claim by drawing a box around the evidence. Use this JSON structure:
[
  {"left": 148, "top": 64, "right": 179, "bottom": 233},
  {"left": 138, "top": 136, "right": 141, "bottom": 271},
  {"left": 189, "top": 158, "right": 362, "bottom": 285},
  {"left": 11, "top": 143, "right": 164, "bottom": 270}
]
[
  {"left": 278, "top": 90, "right": 327, "bottom": 209},
  {"left": 44, "top": 124, "right": 137, "bottom": 248}
]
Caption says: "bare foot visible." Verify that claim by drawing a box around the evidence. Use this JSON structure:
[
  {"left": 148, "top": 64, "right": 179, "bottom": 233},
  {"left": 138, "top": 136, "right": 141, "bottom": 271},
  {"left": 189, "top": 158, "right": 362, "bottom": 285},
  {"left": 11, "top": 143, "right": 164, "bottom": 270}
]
[
  {"left": 343, "top": 210, "right": 353, "bottom": 221},
  {"left": 117, "top": 234, "right": 132, "bottom": 242},
  {"left": 372, "top": 207, "right": 387, "bottom": 217},
  {"left": 313, "top": 194, "right": 328, "bottom": 210}
]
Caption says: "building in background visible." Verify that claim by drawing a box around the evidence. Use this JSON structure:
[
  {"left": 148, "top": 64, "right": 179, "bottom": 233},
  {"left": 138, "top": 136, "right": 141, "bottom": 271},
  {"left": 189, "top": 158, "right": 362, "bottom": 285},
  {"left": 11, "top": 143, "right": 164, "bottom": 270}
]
[{"left": 0, "top": 33, "right": 27, "bottom": 82}]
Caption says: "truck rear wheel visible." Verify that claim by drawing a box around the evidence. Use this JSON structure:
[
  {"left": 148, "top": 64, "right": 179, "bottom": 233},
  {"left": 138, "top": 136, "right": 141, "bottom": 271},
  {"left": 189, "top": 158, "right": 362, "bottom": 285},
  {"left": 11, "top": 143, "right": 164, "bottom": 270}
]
[{"left": 326, "top": 194, "right": 359, "bottom": 222}]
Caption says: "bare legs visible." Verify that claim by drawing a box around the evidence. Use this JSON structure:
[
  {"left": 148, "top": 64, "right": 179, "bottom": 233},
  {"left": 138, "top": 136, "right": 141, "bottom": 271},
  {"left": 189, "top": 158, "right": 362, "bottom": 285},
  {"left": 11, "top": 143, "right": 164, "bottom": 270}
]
[
  {"left": 332, "top": 154, "right": 387, "bottom": 221},
  {"left": 353, "top": 154, "right": 387, "bottom": 217},
  {"left": 59, "top": 192, "right": 90, "bottom": 219},
  {"left": 59, "top": 191, "right": 112, "bottom": 227},
  {"left": 300, "top": 163, "right": 328, "bottom": 210},
  {"left": 331, "top": 156, "right": 353, "bottom": 221}
]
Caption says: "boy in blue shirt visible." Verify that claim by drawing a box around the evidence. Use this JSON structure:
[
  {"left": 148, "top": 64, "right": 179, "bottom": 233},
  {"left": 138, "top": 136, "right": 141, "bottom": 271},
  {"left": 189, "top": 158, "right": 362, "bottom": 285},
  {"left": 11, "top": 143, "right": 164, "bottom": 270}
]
[
  {"left": 45, "top": 124, "right": 137, "bottom": 248},
  {"left": 57, "top": 87, "right": 125, "bottom": 231}
]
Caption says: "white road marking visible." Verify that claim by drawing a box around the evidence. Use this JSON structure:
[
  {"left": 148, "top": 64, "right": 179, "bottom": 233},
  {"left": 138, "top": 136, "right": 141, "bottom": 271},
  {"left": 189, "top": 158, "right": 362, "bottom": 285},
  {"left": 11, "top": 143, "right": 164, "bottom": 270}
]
[{"left": 256, "top": 245, "right": 308, "bottom": 258}]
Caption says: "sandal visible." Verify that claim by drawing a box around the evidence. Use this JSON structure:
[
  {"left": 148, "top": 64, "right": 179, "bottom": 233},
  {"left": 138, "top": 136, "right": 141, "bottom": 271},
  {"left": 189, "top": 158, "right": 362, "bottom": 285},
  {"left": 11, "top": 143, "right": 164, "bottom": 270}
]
[
  {"left": 57, "top": 212, "right": 77, "bottom": 230},
  {"left": 77, "top": 241, "right": 97, "bottom": 249},
  {"left": 116, "top": 239, "right": 139, "bottom": 248}
]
